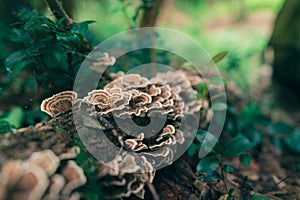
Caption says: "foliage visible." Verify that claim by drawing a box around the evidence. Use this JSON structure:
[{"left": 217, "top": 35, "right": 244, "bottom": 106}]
[
  {"left": 0, "top": 120, "right": 15, "bottom": 134},
  {"left": 4, "top": 10, "right": 94, "bottom": 97}
]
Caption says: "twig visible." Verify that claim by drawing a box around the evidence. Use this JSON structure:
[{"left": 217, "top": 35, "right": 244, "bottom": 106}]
[
  {"left": 140, "top": 0, "right": 163, "bottom": 27},
  {"left": 44, "top": 0, "right": 73, "bottom": 30},
  {"left": 44, "top": 0, "right": 91, "bottom": 52}
]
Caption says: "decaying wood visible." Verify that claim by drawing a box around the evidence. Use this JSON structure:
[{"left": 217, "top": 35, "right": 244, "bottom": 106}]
[
  {"left": 0, "top": 112, "right": 75, "bottom": 164},
  {"left": 0, "top": 111, "right": 200, "bottom": 200}
]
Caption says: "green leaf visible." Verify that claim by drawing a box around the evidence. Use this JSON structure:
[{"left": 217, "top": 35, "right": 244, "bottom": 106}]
[
  {"left": 211, "top": 51, "right": 228, "bottom": 64},
  {"left": 223, "top": 164, "right": 234, "bottom": 174},
  {"left": 72, "top": 20, "right": 96, "bottom": 36},
  {"left": 196, "top": 130, "right": 219, "bottom": 154},
  {"left": 221, "top": 135, "right": 254, "bottom": 158},
  {"left": 239, "top": 154, "right": 252, "bottom": 166},
  {"left": 0, "top": 107, "right": 24, "bottom": 128},
  {"left": 187, "top": 143, "right": 201, "bottom": 156},
  {"left": 198, "top": 171, "right": 221, "bottom": 182},
  {"left": 26, "top": 41, "right": 49, "bottom": 56},
  {"left": 5, "top": 50, "right": 26, "bottom": 72},
  {"left": 243, "top": 129, "right": 264, "bottom": 146},
  {"left": 196, "top": 156, "right": 219, "bottom": 173},
  {"left": 229, "top": 188, "right": 235, "bottom": 195},
  {"left": 211, "top": 102, "right": 227, "bottom": 111},
  {"left": 268, "top": 121, "right": 294, "bottom": 135},
  {"left": 283, "top": 129, "right": 300, "bottom": 154},
  {"left": 0, "top": 120, "right": 15, "bottom": 134},
  {"left": 251, "top": 192, "right": 270, "bottom": 200}
]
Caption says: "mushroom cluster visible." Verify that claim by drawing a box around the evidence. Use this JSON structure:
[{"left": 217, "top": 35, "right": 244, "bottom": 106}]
[
  {"left": 0, "top": 148, "right": 86, "bottom": 200},
  {"left": 38, "top": 70, "right": 212, "bottom": 199},
  {"left": 81, "top": 71, "right": 206, "bottom": 153},
  {"left": 96, "top": 153, "right": 155, "bottom": 199}
]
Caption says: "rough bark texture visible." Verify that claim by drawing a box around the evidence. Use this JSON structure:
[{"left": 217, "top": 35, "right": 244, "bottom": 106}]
[
  {"left": 0, "top": 112, "right": 75, "bottom": 164},
  {"left": 0, "top": 111, "right": 200, "bottom": 200}
]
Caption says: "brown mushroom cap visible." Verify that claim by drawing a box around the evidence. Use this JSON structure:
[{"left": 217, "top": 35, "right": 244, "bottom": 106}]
[
  {"left": 42, "top": 174, "right": 65, "bottom": 200},
  {"left": 62, "top": 160, "right": 87, "bottom": 195},
  {"left": 1, "top": 160, "right": 25, "bottom": 187},
  {"left": 0, "top": 150, "right": 87, "bottom": 200},
  {"left": 27, "top": 150, "right": 60, "bottom": 176},
  {"left": 11, "top": 162, "right": 49, "bottom": 200},
  {"left": 40, "top": 91, "right": 77, "bottom": 117},
  {"left": 84, "top": 90, "right": 111, "bottom": 106}
]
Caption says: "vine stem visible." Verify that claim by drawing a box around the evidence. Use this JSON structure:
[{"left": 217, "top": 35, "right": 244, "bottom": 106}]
[{"left": 218, "top": 155, "right": 229, "bottom": 193}]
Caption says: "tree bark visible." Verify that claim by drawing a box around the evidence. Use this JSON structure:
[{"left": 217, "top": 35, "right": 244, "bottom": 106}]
[{"left": 0, "top": 111, "right": 201, "bottom": 200}]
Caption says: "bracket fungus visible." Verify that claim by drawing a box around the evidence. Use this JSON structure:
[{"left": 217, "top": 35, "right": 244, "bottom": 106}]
[
  {"left": 40, "top": 91, "right": 78, "bottom": 117},
  {"left": 0, "top": 149, "right": 86, "bottom": 200},
  {"left": 38, "top": 69, "right": 213, "bottom": 199}
]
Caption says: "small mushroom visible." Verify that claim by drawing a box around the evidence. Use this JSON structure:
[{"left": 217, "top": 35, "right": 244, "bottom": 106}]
[
  {"left": 0, "top": 160, "right": 25, "bottom": 187},
  {"left": 68, "top": 192, "right": 81, "bottom": 200},
  {"left": 27, "top": 149, "right": 60, "bottom": 176},
  {"left": 110, "top": 71, "right": 125, "bottom": 79},
  {"left": 40, "top": 91, "right": 77, "bottom": 117},
  {"left": 84, "top": 90, "right": 111, "bottom": 107},
  {"left": 147, "top": 85, "right": 162, "bottom": 96},
  {"left": 12, "top": 162, "right": 49, "bottom": 200},
  {"left": 58, "top": 146, "right": 80, "bottom": 161},
  {"left": 97, "top": 153, "right": 154, "bottom": 199},
  {"left": 118, "top": 154, "right": 141, "bottom": 174},
  {"left": 90, "top": 52, "right": 116, "bottom": 73},
  {"left": 62, "top": 161, "right": 87, "bottom": 195},
  {"left": 43, "top": 174, "right": 65, "bottom": 200},
  {"left": 124, "top": 133, "right": 148, "bottom": 152}
]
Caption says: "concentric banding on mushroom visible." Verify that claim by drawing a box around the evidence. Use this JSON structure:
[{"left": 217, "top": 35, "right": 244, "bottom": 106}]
[
  {"left": 40, "top": 91, "right": 78, "bottom": 117},
  {"left": 84, "top": 90, "right": 112, "bottom": 107}
]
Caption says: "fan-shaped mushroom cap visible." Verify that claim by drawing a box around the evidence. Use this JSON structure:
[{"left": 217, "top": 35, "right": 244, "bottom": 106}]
[
  {"left": 0, "top": 160, "right": 25, "bottom": 187},
  {"left": 95, "top": 52, "right": 116, "bottom": 66},
  {"left": 84, "top": 90, "right": 111, "bottom": 106},
  {"left": 10, "top": 162, "right": 49, "bottom": 200},
  {"left": 58, "top": 146, "right": 80, "bottom": 160},
  {"left": 0, "top": 150, "right": 87, "bottom": 200},
  {"left": 27, "top": 149, "right": 60, "bottom": 176},
  {"left": 42, "top": 174, "right": 65, "bottom": 200},
  {"left": 62, "top": 161, "right": 87, "bottom": 195},
  {"left": 41, "top": 91, "right": 77, "bottom": 117}
]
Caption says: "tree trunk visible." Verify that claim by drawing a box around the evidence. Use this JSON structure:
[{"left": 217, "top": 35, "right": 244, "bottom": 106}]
[
  {"left": 140, "top": 0, "right": 164, "bottom": 27},
  {"left": 268, "top": 0, "right": 300, "bottom": 92}
]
